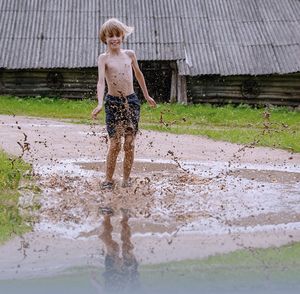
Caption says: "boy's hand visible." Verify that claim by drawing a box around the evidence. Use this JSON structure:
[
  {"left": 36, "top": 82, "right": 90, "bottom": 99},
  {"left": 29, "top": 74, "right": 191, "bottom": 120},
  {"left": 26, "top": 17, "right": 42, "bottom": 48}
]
[
  {"left": 146, "top": 96, "right": 157, "bottom": 108},
  {"left": 91, "top": 105, "right": 102, "bottom": 119}
]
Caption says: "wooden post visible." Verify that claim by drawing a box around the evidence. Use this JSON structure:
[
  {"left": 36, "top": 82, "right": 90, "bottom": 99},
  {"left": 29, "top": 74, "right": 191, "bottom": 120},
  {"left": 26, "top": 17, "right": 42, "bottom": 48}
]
[
  {"left": 170, "top": 69, "right": 177, "bottom": 103},
  {"left": 177, "top": 75, "right": 188, "bottom": 104}
]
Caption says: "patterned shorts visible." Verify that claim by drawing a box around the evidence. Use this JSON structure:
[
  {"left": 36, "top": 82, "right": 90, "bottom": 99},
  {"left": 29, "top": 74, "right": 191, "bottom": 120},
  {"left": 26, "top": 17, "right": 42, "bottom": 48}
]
[{"left": 104, "top": 93, "right": 140, "bottom": 138}]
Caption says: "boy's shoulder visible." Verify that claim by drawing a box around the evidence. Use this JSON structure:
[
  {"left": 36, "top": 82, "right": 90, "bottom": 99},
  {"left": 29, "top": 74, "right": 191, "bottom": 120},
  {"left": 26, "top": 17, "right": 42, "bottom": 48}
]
[
  {"left": 123, "top": 49, "right": 136, "bottom": 58},
  {"left": 97, "top": 52, "right": 108, "bottom": 62},
  {"left": 97, "top": 50, "right": 136, "bottom": 63}
]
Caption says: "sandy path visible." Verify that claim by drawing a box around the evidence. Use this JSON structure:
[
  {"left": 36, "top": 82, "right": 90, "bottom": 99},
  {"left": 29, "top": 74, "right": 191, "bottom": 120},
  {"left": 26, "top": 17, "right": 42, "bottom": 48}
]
[
  {"left": 1, "top": 115, "right": 298, "bottom": 164},
  {"left": 0, "top": 114, "right": 299, "bottom": 279}
]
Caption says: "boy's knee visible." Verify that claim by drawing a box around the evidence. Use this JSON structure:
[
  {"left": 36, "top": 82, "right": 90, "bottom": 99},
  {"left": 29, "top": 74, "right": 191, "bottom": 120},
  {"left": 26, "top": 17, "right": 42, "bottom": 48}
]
[
  {"left": 123, "top": 140, "right": 134, "bottom": 152},
  {"left": 110, "top": 140, "right": 121, "bottom": 152},
  {"left": 115, "top": 144, "right": 122, "bottom": 153}
]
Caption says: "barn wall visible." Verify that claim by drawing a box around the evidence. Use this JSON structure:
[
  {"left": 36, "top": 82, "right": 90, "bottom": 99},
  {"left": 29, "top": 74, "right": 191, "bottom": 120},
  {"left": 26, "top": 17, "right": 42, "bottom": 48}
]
[
  {"left": 0, "top": 68, "right": 97, "bottom": 99},
  {"left": 187, "top": 73, "right": 300, "bottom": 106},
  {"left": 0, "top": 61, "right": 172, "bottom": 102}
]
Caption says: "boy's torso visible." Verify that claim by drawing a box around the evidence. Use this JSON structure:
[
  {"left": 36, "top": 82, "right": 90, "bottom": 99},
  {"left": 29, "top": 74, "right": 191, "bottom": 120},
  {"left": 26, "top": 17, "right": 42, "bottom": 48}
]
[{"left": 104, "top": 50, "right": 134, "bottom": 97}]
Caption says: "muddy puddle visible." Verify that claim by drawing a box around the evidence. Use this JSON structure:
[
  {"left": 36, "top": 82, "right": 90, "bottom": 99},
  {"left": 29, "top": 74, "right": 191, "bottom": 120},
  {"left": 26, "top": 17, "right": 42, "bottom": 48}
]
[
  {"left": 1, "top": 115, "right": 300, "bottom": 293},
  {"left": 1, "top": 162, "right": 300, "bottom": 294},
  {"left": 1, "top": 213, "right": 300, "bottom": 294},
  {"left": 32, "top": 158, "right": 300, "bottom": 239}
]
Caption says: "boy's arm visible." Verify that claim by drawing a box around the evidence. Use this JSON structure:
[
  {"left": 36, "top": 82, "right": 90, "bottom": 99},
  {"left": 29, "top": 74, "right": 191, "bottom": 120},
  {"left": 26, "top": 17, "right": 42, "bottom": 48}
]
[
  {"left": 92, "top": 54, "right": 106, "bottom": 119},
  {"left": 128, "top": 50, "right": 156, "bottom": 107}
]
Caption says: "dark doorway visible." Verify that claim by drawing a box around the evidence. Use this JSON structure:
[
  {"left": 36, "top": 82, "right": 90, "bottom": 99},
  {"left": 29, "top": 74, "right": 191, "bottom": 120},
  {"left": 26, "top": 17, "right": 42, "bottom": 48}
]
[{"left": 134, "top": 61, "right": 172, "bottom": 103}]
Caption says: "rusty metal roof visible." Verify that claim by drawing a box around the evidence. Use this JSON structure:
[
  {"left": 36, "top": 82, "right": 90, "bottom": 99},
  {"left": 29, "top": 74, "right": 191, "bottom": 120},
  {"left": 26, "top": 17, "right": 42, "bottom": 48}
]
[{"left": 1, "top": 0, "right": 300, "bottom": 75}]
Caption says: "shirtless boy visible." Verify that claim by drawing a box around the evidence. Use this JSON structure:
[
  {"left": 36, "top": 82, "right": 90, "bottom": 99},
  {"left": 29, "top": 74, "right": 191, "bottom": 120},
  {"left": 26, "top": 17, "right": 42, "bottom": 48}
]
[{"left": 92, "top": 18, "right": 156, "bottom": 189}]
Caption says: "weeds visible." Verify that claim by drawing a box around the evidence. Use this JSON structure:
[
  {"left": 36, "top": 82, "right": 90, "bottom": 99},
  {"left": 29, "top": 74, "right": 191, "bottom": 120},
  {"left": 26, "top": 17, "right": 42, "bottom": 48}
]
[{"left": 0, "top": 150, "right": 38, "bottom": 243}]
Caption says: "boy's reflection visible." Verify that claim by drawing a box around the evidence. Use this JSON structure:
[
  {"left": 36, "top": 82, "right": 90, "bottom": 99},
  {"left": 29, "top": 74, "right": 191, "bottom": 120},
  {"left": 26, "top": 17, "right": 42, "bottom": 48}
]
[{"left": 92, "top": 207, "right": 140, "bottom": 293}]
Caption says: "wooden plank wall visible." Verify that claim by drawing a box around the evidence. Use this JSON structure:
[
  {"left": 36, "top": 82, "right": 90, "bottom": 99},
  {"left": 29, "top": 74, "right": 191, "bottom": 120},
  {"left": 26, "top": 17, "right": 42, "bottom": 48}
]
[
  {"left": 2, "top": 68, "right": 299, "bottom": 106},
  {"left": 0, "top": 68, "right": 97, "bottom": 99},
  {"left": 187, "top": 73, "right": 300, "bottom": 106},
  {"left": 0, "top": 62, "right": 172, "bottom": 102}
]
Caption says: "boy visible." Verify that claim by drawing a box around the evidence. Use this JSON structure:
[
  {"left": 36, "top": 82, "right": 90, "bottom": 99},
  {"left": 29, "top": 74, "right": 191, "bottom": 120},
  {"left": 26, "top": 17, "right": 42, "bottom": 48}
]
[{"left": 92, "top": 18, "right": 156, "bottom": 189}]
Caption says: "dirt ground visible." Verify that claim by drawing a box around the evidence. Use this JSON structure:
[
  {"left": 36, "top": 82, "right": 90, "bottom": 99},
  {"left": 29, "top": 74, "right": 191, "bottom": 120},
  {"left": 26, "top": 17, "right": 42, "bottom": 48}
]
[{"left": 0, "top": 114, "right": 300, "bottom": 279}]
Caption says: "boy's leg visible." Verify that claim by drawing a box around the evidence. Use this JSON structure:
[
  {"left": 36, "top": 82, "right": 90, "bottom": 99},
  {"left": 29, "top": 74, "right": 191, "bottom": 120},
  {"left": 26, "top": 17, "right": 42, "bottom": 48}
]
[
  {"left": 105, "top": 136, "right": 121, "bottom": 183},
  {"left": 120, "top": 208, "right": 140, "bottom": 288},
  {"left": 120, "top": 209, "right": 134, "bottom": 255},
  {"left": 122, "top": 134, "right": 135, "bottom": 186},
  {"left": 100, "top": 214, "right": 120, "bottom": 256}
]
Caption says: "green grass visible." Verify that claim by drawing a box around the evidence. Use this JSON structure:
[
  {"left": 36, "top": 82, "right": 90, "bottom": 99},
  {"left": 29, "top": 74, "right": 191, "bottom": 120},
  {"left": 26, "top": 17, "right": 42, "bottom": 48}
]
[
  {"left": 0, "top": 150, "right": 33, "bottom": 243},
  {"left": 0, "top": 95, "right": 97, "bottom": 121},
  {"left": 141, "top": 103, "right": 300, "bottom": 152},
  {"left": 1, "top": 95, "right": 299, "bottom": 152}
]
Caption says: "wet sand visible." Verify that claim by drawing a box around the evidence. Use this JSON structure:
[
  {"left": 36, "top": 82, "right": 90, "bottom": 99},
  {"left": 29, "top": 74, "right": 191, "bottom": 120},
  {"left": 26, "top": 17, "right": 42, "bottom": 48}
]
[
  {"left": 0, "top": 114, "right": 299, "bottom": 279},
  {"left": 229, "top": 168, "right": 300, "bottom": 184}
]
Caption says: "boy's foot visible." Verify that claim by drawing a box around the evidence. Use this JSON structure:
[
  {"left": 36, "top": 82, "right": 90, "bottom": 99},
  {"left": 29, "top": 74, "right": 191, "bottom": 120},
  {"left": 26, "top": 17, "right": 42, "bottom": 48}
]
[
  {"left": 99, "top": 206, "right": 114, "bottom": 216},
  {"left": 101, "top": 181, "right": 114, "bottom": 190},
  {"left": 121, "top": 178, "right": 132, "bottom": 188},
  {"left": 120, "top": 207, "right": 132, "bottom": 218}
]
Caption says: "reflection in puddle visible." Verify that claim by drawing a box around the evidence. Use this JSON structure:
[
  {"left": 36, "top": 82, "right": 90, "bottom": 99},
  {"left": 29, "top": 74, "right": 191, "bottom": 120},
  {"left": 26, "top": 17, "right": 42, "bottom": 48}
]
[
  {"left": 91, "top": 208, "right": 140, "bottom": 293},
  {"left": 1, "top": 210, "right": 300, "bottom": 294}
]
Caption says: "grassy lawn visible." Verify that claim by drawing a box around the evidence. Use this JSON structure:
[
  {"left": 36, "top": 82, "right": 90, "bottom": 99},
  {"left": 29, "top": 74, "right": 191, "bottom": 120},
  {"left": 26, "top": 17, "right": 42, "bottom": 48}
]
[
  {"left": 0, "top": 150, "right": 34, "bottom": 243},
  {"left": 0, "top": 95, "right": 299, "bottom": 152}
]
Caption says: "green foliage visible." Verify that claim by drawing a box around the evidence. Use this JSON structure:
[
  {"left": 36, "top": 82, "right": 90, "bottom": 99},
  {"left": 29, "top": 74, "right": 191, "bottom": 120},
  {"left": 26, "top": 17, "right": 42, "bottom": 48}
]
[{"left": 0, "top": 150, "right": 33, "bottom": 243}]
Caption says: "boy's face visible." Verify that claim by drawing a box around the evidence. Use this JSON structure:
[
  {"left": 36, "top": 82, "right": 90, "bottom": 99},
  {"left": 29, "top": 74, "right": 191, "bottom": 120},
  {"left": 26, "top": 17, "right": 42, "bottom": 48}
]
[{"left": 105, "top": 31, "right": 123, "bottom": 49}]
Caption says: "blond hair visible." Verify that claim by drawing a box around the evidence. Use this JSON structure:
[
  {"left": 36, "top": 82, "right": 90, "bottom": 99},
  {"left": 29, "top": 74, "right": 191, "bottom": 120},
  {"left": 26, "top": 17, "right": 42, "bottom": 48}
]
[{"left": 99, "top": 18, "right": 134, "bottom": 44}]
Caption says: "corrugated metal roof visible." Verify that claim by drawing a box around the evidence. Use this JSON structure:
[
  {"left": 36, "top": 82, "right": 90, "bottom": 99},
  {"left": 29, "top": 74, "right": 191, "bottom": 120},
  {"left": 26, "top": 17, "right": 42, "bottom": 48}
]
[
  {"left": 1, "top": 0, "right": 300, "bottom": 76},
  {"left": 257, "top": 0, "right": 298, "bottom": 21},
  {"left": 273, "top": 44, "right": 300, "bottom": 73},
  {"left": 227, "top": 0, "right": 263, "bottom": 22},
  {"left": 235, "top": 21, "right": 270, "bottom": 46},
  {"left": 264, "top": 21, "right": 300, "bottom": 45}
]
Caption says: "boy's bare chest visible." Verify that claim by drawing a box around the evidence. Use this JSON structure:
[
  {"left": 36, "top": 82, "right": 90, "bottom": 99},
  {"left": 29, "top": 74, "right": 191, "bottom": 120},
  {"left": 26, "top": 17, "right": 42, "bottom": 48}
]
[{"left": 105, "top": 57, "right": 132, "bottom": 75}]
